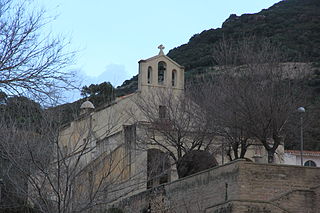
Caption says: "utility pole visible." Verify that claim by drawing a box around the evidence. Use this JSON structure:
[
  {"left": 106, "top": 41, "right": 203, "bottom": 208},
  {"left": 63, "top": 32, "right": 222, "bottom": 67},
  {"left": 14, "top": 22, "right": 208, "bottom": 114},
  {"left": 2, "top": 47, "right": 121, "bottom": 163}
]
[{"left": 297, "top": 107, "right": 305, "bottom": 166}]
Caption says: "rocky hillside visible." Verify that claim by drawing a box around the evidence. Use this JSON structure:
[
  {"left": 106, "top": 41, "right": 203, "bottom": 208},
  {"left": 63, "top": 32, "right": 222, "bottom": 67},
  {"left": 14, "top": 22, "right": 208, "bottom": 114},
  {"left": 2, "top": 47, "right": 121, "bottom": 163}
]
[
  {"left": 167, "top": 0, "right": 320, "bottom": 70},
  {"left": 52, "top": 0, "right": 320, "bottom": 151},
  {"left": 115, "top": 0, "right": 320, "bottom": 94}
]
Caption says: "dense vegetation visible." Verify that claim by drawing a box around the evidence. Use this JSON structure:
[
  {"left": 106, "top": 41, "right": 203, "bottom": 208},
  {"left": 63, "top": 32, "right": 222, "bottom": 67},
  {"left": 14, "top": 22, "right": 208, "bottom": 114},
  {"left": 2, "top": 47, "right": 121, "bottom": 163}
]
[
  {"left": 0, "top": 95, "right": 43, "bottom": 131},
  {"left": 113, "top": 0, "right": 320, "bottom": 94},
  {"left": 167, "top": 0, "right": 320, "bottom": 70},
  {"left": 81, "top": 82, "right": 115, "bottom": 106}
]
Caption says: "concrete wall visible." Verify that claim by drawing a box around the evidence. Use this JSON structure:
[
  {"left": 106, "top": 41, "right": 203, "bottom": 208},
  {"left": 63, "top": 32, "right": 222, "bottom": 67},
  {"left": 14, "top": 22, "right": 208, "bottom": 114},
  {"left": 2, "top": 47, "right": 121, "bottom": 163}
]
[{"left": 115, "top": 160, "right": 320, "bottom": 213}]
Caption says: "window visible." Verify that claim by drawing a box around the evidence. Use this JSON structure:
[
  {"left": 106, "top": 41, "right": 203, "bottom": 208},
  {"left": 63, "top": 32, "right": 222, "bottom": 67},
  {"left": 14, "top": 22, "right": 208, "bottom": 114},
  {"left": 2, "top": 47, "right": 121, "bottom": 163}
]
[
  {"left": 304, "top": 160, "right": 317, "bottom": 167},
  {"left": 158, "top": 61, "right": 166, "bottom": 85},
  {"left": 88, "top": 171, "right": 93, "bottom": 188},
  {"left": 172, "top": 70, "right": 177, "bottom": 87},
  {"left": 159, "top": 105, "right": 166, "bottom": 119},
  {"left": 147, "top": 66, "right": 152, "bottom": 84}
]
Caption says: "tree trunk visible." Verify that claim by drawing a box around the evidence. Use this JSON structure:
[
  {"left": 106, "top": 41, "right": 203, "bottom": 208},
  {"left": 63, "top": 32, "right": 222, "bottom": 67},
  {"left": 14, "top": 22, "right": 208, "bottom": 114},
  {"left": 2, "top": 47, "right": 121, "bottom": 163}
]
[
  {"left": 232, "top": 143, "right": 239, "bottom": 159},
  {"left": 267, "top": 149, "right": 275, "bottom": 163},
  {"left": 239, "top": 140, "right": 248, "bottom": 159}
]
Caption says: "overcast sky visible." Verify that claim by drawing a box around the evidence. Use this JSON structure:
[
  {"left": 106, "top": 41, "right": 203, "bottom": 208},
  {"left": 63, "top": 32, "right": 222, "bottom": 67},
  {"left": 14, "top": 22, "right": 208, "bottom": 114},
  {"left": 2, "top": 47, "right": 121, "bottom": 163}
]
[{"left": 38, "top": 0, "right": 281, "bottom": 101}]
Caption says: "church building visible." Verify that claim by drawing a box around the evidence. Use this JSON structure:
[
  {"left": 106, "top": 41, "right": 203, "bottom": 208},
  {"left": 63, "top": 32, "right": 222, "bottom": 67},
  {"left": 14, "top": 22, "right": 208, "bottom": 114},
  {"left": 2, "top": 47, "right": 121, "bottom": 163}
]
[
  {"left": 58, "top": 45, "right": 186, "bottom": 204},
  {"left": 58, "top": 45, "right": 285, "bottom": 208}
]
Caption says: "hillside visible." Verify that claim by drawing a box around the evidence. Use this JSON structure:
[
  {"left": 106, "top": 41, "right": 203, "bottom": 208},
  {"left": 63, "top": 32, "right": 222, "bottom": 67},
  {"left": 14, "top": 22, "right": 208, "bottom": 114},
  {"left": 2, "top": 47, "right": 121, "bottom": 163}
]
[
  {"left": 59, "top": 0, "right": 320, "bottom": 113},
  {"left": 113, "top": 0, "right": 320, "bottom": 151},
  {"left": 52, "top": 0, "right": 320, "bottom": 151},
  {"left": 115, "top": 0, "right": 320, "bottom": 94},
  {"left": 167, "top": 0, "right": 320, "bottom": 71}
]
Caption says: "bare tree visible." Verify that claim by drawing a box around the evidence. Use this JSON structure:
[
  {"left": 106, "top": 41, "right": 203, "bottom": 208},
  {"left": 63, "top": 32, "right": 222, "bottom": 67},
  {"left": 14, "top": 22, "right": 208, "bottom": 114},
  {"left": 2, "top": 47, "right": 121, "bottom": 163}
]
[
  {"left": 193, "top": 37, "right": 308, "bottom": 163},
  {"left": 0, "top": 0, "right": 76, "bottom": 102},
  {"left": 132, "top": 89, "right": 216, "bottom": 178},
  {"left": 188, "top": 77, "right": 254, "bottom": 161},
  {"left": 0, "top": 97, "right": 137, "bottom": 213}
]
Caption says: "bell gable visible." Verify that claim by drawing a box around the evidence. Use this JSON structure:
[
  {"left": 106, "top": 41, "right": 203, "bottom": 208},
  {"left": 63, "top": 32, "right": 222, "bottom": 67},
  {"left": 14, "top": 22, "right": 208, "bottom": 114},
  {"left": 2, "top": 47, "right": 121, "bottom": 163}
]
[{"left": 138, "top": 45, "right": 184, "bottom": 92}]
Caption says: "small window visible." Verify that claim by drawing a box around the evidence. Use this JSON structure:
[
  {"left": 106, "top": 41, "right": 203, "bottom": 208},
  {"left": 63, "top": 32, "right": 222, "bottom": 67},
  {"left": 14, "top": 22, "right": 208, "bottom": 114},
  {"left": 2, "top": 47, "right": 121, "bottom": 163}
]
[
  {"left": 88, "top": 171, "right": 93, "bottom": 187},
  {"left": 62, "top": 145, "right": 68, "bottom": 156},
  {"left": 172, "top": 70, "right": 177, "bottom": 87},
  {"left": 147, "top": 66, "right": 152, "bottom": 84},
  {"left": 159, "top": 105, "right": 166, "bottom": 119},
  {"left": 158, "top": 61, "right": 167, "bottom": 85},
  {"left": 304, "top": 160, "right": 316, "bottom": 167}
]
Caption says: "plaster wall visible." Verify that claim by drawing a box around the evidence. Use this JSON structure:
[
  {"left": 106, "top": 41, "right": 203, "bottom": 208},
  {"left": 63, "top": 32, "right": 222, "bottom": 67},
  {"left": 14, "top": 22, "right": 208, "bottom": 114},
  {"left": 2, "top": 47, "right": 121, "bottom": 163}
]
[{"left": 138, "top": 54, "right": 184, "bottom": 92}]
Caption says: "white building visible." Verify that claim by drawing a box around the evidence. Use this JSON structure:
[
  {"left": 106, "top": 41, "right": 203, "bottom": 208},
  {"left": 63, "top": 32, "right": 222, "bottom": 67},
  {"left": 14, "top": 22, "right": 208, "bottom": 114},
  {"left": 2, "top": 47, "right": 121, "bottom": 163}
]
[{"left": 284, "top": 150, "right": 320, "bottom": 167}]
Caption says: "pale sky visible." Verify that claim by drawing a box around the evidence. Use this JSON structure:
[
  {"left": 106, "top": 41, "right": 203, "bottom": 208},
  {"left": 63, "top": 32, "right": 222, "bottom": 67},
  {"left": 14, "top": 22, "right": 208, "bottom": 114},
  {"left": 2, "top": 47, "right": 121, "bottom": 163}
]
[{"left": 39, "top": 0, "right": 281, "bottom": 101}]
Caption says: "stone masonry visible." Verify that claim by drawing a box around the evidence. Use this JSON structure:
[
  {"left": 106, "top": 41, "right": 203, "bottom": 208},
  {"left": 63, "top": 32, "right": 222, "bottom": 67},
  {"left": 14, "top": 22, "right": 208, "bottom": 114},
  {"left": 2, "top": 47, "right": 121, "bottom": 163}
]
[{"left": 114, "top": 160, "right": 320, "bottom": 213}]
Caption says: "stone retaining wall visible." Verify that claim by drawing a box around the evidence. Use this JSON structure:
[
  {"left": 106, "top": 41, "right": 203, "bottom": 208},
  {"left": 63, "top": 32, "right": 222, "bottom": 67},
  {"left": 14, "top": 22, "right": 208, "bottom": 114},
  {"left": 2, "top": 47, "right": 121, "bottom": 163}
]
[{"left": 115, "top": 160, "right": 320, "bottom": 213}]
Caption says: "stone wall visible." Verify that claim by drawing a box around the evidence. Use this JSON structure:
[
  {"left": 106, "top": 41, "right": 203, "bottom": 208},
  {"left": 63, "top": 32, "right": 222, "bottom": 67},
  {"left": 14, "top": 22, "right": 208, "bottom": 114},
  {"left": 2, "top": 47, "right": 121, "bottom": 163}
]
[
  {"left": 237, "top": 162, "right": 320, "bottom": 201},
  {"left": 115, "top": 160, "right": 320, "bottom": 213}
]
